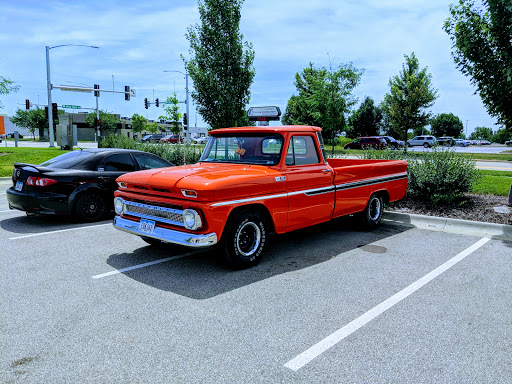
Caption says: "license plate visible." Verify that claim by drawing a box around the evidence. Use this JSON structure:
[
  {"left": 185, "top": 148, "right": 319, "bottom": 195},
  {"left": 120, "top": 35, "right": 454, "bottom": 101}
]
[
  {"left": 15, "top": 181, "right": 23, "bottom": 191},
  {"left": 138, "top": 219, "right": 155, "bottom": 234}
]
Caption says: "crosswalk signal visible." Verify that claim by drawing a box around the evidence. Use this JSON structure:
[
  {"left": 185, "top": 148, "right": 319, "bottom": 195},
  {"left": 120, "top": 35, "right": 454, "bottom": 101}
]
[
  {"left": 144, "top": 98, "right": 149, "bottom": 109},
  {"left": 125, "top": 86, "right": 130, "bottom": 101},
  {"left": 155, "top": 98, "right": 159, "bottom": 107},
  {"left": 25, "top": 99, "right": 30, "bottom": 109}
]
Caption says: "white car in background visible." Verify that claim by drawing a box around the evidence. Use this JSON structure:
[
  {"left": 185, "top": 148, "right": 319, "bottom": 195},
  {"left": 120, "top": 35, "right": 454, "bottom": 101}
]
[
  {"left": 455, "top": 139, "right": 470, "bottom": 147},
  {"left": 193, "top": 136, "right": 209, "bottom": 144}
]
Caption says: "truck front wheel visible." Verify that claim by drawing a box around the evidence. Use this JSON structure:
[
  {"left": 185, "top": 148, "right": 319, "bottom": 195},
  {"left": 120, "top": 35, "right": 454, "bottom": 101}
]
[{"left": 222, "top": 211, "right": 268, "bottom": 269}]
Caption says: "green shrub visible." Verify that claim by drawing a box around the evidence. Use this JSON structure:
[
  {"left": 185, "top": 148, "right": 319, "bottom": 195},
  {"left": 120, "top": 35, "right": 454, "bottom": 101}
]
[
  {"left": 99, "top": 134, "right": 203, "bottom": 166},
  {"left": 362, "top": 147, "right": 481, "bottom": 204}
]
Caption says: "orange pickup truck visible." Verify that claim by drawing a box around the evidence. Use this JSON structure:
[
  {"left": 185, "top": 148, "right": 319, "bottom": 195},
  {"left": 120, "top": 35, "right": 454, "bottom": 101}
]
[{"left": 113, "top": 126, "right": 408, "bottom": 269}]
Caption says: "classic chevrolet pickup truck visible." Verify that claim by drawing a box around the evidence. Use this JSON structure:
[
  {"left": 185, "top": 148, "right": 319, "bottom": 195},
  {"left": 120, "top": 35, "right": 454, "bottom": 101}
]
[{"left": 113, "top": 126, "right": 408, "bottom": 269}]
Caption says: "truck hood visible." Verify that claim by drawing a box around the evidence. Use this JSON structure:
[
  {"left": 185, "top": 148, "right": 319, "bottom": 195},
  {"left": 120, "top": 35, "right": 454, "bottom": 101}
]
[{"left": 117, "top": 162, "right": 285, "bottom": 202}]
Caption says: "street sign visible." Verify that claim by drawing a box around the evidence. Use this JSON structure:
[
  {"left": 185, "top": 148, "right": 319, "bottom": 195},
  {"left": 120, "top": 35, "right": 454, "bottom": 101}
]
[
  {"left": 62, "top": 104, "right": 81, "bottom": 109},
  {"left": 248, "top": 106, "right": 281, "bottom": 121}
]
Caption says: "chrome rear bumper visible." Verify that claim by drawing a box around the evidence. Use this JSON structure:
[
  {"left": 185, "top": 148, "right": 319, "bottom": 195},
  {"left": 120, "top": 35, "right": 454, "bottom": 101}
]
[{"left": 113, "top": 216, "right": 217, "bottom": 247}]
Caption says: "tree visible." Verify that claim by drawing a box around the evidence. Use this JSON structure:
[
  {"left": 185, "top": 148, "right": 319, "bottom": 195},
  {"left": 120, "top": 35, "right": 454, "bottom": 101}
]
[
  {"left": 158, "top": 93, "right": 182, "bottom": 134},
  {"left": 86, "top": 110, "right": 119, "bottom": 135},
  {"left": 493, "top": 128, "right": 511, "bottom": 144},
  {"left": 469, "top": 126, "right": 494, "bottom": 141},
  {"left": 444, "top": 0, "right": 512, "bottom": 134},
  {"left": 182, "top": 0, "right": 255, "bottom": 129},
  {"left": 347, "top": 96, "right": 383, "bottom": 138},
  {"left": 131, "top": 113, "right": 147, "bottom": 138},
  {"left": 10, "top": 108, "right": 47, "bottom": 139},
  {"left": 381, "top": 53, "right": 438, "bottom": 150},
  {"left": 282, "top": 62, "right": 363, "bottom": 154},
  {"left": 145, "top": 121, "right": 159, "bottom": 134},
  {"left": 430, "top": 113, "right": 464, "bottom": 138},
  {"left": 0, "top": 76, "right": 19, "bottom": 110}
]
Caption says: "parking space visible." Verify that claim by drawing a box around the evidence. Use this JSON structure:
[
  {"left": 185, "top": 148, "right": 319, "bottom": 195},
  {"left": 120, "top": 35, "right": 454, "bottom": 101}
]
[{"left": 1, "top": 178, "right": 511, "bottom": 383}]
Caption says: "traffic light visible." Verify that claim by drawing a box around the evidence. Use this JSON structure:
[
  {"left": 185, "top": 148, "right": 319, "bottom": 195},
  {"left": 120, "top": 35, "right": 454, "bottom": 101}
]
[
  {"left": 25, "top": 99, "right": 30, "bottom": 109},
  {"left": 45, "top": 106, "right": 48, "bottom": 119},
  {"left": 97, "top": 119, "right": 101, "bottom": 129},
  {"left": 52, "top": 103, "right": 58, "bottom": 122},
  {"left": 144, "top": 98, "right": 148, "bottom": 109},
  {"left": 155, "top": 98, "right": 159, "bottom": 107},
  {"left": 94, "top": 117, "right": 98, "bottom": 126},
  {"left": 183, "top": 113, "right": 187, "bottom": 126},
  {"left": 94, "top": 84, "right": 100, "bottom": 97},
  {"left": 125, "top": 86, "right": 130, "bottom": 101}
]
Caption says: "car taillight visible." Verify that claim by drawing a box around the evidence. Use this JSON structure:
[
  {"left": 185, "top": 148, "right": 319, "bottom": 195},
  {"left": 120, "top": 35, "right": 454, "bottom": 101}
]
[{"left": 27, "top": 176, "right": 57, "bottom": 187}]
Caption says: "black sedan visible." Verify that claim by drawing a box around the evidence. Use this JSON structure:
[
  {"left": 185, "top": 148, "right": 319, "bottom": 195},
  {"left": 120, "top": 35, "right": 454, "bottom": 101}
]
[{"left": 7, "top": 148, "right": 174, "bottom": 221}]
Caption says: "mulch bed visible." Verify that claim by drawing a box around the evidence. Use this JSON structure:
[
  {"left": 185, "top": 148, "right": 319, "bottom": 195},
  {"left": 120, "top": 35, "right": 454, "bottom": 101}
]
[{"left": 386, "top": 194, "right": 512, "bottom": 225}]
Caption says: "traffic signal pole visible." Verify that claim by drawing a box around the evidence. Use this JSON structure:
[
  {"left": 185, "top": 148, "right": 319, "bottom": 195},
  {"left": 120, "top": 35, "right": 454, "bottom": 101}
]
[{"left": 45, "top": 46, "right": 55, "bottom": 147}]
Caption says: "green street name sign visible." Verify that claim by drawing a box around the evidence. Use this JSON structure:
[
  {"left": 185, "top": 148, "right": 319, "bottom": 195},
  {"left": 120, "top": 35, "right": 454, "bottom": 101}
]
[{"left": 62, "top": 104, "right": 81, "bottom": 109}]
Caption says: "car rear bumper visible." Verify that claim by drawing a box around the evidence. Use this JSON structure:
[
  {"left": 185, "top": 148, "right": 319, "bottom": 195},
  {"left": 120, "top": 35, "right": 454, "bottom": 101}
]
[
  {"left": 113, "top": 216, "right": 218, "bottom": 247},
  {"left": 6, "top": 187, "right": 72, "bottom": 215}
]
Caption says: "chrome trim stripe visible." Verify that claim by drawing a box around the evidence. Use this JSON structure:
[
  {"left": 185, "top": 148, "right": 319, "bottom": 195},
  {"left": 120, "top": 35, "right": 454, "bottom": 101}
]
[
  {"left": 335, "top": 173, "right": 408, "bottom": 191},
  {"left": 210, "top": 172, "right": 407, "bottom": 207},
  {"left": 113, "top": 216, "right": 217, "bottom": 247}
]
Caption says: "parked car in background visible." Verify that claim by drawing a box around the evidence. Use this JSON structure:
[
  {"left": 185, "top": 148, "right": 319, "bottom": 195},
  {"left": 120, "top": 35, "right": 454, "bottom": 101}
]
[
  {"left": 480, "top": 140, "right": 491, "bottom": 145},
  {"left": 193, "top": 136, "right": 209, "bottom": 144},
  {"left": 455, "top": 139, "right": 470, "bottom": 147},
  {"left": 7, "top": 149, "right": 174, "bottom": 221},
  {"left": 376, "top": 136, "right": 403, "bottom": 149},
  {"left": 505, "top": 140, "right": 512, "bottom": 146},
  {"left": 140, "top": 134, "right": 164, "bottom": 143},
  {"left": 437, "top": 137, "right": 456, "bottom": 146},
  {"left": 344, "top": 137, "right": 387, "bottom": 150},
  {"left": 160, "top": 134, "right": 184, "bottom": 144},
  {"left": 406, "top": 135, "right": 436, "bottom": 148}
]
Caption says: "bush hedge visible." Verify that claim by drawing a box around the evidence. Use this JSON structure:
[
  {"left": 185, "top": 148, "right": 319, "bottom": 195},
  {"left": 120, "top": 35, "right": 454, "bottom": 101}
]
[
  {"left": 362, "top": 147, "right": 481, "bottom": 204},
  {"left": 99, "top": 134, "right": 203, "bottom": 166}
]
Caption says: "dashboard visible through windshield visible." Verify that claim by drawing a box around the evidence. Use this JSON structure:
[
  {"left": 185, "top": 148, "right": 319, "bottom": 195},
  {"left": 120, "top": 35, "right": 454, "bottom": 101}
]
[{"left": 200, "top": 134, "right": 284, "bottom": 165}]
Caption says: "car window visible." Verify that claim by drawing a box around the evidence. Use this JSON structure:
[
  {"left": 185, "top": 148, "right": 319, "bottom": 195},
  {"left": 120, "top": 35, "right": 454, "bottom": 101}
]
[
  {"left": 133, "top": 153, "right": 171, "bottom": 170},
  {"left": 286, "top": 136, "right": 319, "bottom": 166},
  {"left": 99, "top": 153, "right": 136, "bottom": 172},
  {"left": 40, "top": 150, "right": 96, "bottom": 169}
]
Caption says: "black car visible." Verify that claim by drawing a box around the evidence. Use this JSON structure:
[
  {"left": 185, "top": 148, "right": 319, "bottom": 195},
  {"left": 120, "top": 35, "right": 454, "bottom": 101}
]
[
  {"left": 7, "top": 148, "right": 174, "bottom": 221},
  {"left": 376, "top": 136, "right": 404, "bottom": 149},
  {"left": 344, "top": 137, "right": 387, "bottom": 150},
  {"left": 140, "top": 134, "right": 164, "bottom": 143}
]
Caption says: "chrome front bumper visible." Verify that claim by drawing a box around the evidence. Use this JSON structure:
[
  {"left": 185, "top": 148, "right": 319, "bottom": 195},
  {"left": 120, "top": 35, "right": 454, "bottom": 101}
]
[{"left": 113, "top": 216, "right": 218, "bottom": 247}]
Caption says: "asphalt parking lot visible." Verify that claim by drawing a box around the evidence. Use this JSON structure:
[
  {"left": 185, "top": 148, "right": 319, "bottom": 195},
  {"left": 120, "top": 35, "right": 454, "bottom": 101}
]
[{"left": 1, "top": 178, "right": 511, "bottom": 383}]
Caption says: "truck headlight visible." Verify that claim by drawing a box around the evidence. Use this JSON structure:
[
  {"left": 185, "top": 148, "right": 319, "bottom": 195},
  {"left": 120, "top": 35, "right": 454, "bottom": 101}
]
[
  {"left": 183, "top": 209, "right": 202, "bottom": 230},
  {"left": 114, "top": 197, "right": 125, "bottom": 215}
]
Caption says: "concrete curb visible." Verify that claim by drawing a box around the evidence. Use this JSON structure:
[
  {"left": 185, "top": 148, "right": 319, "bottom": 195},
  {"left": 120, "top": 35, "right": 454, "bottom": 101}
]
[{"left": 383, "top": 211, "right": 512, "bottom": 241}]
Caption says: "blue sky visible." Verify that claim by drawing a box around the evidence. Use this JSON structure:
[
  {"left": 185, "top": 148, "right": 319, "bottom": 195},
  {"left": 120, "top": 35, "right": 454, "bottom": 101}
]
[{"left": 0, "top": 0, "right": 497, "bottom": 135}]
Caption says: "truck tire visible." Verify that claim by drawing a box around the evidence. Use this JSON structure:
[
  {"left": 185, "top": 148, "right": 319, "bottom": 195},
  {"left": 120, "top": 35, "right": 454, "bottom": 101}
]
[
  {"left": 360, "top": 194, "right": 384, "bottom": 228},
  {"left": 222, "top": 210, "right": 268, "bottom": 269}
]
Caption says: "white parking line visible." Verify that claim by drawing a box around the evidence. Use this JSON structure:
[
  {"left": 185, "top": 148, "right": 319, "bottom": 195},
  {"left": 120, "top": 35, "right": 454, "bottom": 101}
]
[
  {"left": 9, "top": 223, "right": 112, "bottom": 239},
  {"left": 92, "top": 250, "right": 203, "bottom": 279},
  {"left": 284, "top": 237, "right": 491, "bottom": 371}
]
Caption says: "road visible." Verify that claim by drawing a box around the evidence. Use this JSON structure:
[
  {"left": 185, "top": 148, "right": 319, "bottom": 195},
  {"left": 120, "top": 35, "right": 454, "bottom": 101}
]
[{"left": 1, "top": 179, "right": 511, "bottom": 383}]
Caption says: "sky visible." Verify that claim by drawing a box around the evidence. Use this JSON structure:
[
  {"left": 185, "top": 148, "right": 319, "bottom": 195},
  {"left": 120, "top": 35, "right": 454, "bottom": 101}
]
[{"left": 0, "top": 0, "right": 498, "bottom": 136}]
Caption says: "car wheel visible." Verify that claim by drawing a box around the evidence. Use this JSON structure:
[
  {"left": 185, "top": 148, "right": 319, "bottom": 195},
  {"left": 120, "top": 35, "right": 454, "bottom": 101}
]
[
  {"left": 75, "top": 191, "right": 106, "bottom": 222},
  {"left": 359, "top": 194, "right": 384, "bottom": 228},
  {"left": 222, "top": 210, "right": 268, "bottom": 269},
  {"left": 423, "top": 142, "right": 430, "bottom": 148}
]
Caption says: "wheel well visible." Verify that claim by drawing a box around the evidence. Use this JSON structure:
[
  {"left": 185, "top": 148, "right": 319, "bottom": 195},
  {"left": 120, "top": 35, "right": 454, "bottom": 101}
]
[
  {"left": 373, "top": 190, "right": 390, "bottom": 205},
  {"left": 72, "top": 187, "right": 108, "bottom": 212},
  {"left": 223, "top": 204, "right": 275, "bottom": 236}
]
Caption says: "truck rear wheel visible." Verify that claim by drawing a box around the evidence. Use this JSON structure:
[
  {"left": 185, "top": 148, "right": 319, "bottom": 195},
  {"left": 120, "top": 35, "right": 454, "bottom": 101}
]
[
  {"left": 360, "top": 194, "right": 384, "bottom": 228},
  {"left": 222, "top": 210, "right": 268, "bottom": 269}
]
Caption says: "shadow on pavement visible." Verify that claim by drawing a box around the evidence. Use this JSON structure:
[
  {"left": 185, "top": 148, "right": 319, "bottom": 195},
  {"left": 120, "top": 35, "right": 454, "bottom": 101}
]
[
  {"left": 105, "top": 216, "right": 410, "bottom": 300},
  {"left": 1, "top": 214, "right": 112, "bottom": 235}
]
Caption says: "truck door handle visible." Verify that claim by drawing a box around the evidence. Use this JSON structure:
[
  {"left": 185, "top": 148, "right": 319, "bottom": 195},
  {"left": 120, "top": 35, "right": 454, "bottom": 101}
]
[{"left": 321, "top": 169, "right": 331, "bottom": 173}]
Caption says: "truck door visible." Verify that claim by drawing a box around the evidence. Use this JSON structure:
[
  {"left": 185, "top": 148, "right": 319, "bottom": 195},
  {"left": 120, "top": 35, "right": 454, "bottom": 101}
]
[{"left": 284, "top": 135, "right": 334, "bottom": 230}]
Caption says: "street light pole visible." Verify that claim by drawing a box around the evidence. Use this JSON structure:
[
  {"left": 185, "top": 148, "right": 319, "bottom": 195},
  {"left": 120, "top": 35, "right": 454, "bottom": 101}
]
[
  {"left": 163, "top": 69, "right": 191, "bottom": 144},
  {"left": 45, "top": 44, "right": 99, "bottom": 148}
]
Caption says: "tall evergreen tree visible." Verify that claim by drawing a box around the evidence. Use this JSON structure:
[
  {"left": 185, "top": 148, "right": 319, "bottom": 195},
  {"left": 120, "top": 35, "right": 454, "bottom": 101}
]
[{"left": 182, "top": 0, "right": 255, "bottom": 129}]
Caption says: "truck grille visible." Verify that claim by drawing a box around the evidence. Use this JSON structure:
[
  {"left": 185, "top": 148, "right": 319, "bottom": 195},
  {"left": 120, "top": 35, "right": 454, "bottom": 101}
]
[{"left": 124, "top": 201, "right": 184, "bottom": 227}]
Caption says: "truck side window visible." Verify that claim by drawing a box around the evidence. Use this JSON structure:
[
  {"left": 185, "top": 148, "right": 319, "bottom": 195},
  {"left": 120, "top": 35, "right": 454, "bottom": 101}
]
[{"left": 286, "top": 136, "right": 320, "bottom": 166}]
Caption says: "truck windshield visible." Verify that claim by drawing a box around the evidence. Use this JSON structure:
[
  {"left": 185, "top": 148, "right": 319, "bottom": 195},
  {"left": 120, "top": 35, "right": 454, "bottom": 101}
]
[{"left": 200, "top": 134, "right": 284, "bottom": 165}]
